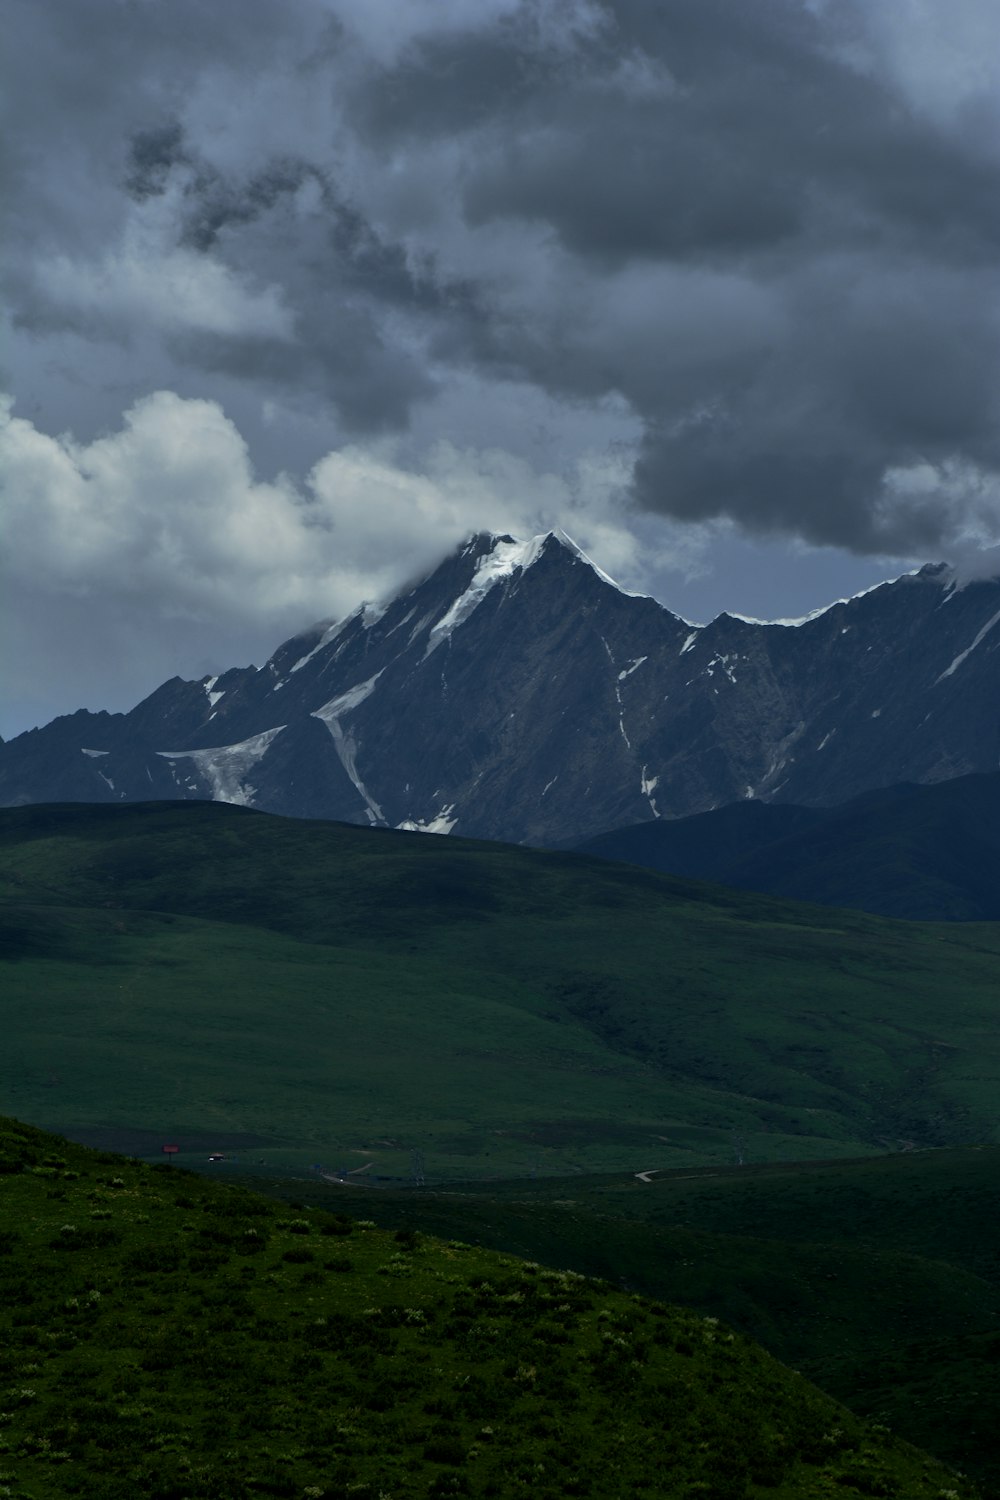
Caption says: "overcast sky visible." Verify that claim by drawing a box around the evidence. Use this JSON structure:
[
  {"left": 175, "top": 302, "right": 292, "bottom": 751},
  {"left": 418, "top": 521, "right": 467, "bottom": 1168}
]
[{"left": 4, "top": 0, "right": 1000, "bottom": 738}]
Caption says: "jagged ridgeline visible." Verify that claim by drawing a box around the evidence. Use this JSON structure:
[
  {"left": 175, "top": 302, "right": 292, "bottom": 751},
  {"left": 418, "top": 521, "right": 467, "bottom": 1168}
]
[
  {"left": 0, "top": 1116, "right": 980, "bottom": 1500},
  {"left": 5, "top": 531, "right": 1000, "bottom": 845}
]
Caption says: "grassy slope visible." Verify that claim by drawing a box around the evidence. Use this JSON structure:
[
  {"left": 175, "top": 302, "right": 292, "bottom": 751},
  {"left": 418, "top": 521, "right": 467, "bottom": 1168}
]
[
  {"left": 278, "top": 1149, "right": 1000, "bottom": 1489},
  {"left": 0, "top": 1114, "right": 981, "bottom": 1500},
  {"left": 3, "top": 802, "right": 1000, "bottom": 1177},
  {"left": 447, "top": 1147, "right": 1000, "bottom": 1283}
]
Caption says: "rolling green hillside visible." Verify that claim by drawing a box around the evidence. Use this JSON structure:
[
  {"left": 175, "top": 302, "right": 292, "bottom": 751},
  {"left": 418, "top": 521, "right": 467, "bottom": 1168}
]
[
  {"left": 2, "top": 801, "right": 1000, "bottom": 1178},
  {"left": 0, "top": 1114, "right": 981, "bottom": 1500},
  {"left": 319, "top": 1148, "right": 1000, "bottom": 1488}
]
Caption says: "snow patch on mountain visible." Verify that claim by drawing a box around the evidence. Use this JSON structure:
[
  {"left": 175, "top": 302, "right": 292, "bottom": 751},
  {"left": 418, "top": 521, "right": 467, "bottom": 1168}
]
[
  {"left": 619, "top": 657, "right": 647, "bottom": 680},
  {"left": 383, "top": 605, "right": 417, "bottom": 639},
  {"left": 936, "top": 607, "right": 1000, "bottom": 682},
  {"left": 81, "top": 748, "right": 109, "bottom": 758},
  {"left": 397, "top": 804, "right": 457, "bottom": 835},
  {"left": 706, "top": 654, "right": 738, "bottom": 684},
  {"left": 424, "top": 534, "right": 548, "bottom": 656},
  {"left": 361, "top": 601, "right": 386, "bottom": 628},
  {"left": 406, "top": 611, "right": 437, "bottom": 646},
  {"left": 156, "top": 725, "right": 286, "bottom": 806},
  {"left": 311, "top": 673, "right": 385, "bottom": 824},
  {"left": 203, "top": 675, "right": 225, "bottom": 708},
  {"left": 289, "top": 614, "right": 356, "bottom": 674},
  {"left": 313, "top": 673, "right": 384, "bottom": 721},
  {"left": 290, "top": 600, "right": 386, "bottom": 675},
  {"left": 601, "top": 635, "right": 633, "bottom": 748}
]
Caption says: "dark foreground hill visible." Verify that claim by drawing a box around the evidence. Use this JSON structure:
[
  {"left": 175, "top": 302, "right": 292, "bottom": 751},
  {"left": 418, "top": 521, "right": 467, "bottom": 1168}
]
[
  {"left": 0, "top": 1114, "right": 981, "bottom": 1499},
  {"left": 6, "top": 531, "right": 1000, "bottom": 844},
  {"left": 575, "top": 771, "right": 1000, "bottom": 920},
  {"left": 3, "top": 801, "right": 1000, "bottom": 1176},
  {"left": 335, "top": 1147, "right": 1000, "bottom": 1490}
]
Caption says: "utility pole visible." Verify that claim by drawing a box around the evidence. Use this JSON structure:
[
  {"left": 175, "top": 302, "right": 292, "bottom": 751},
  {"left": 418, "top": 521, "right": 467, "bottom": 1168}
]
[
  {"left": 410, "top": 1149, "right": 425, "bottom": 1188},
  {"left": 732, "top": 1130, "right": 746, "bottom": 1167}
]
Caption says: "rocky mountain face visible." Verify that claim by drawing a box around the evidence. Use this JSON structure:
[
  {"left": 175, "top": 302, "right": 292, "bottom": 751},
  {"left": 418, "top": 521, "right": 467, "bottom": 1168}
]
[{"left": 4, "top": 531, "right": 1000, "bottom": 844}]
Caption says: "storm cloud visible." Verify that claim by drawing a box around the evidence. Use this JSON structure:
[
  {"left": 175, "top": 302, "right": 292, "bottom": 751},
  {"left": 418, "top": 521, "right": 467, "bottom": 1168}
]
[
  {"left": 5, "top": 0, "right": 1000, "bottom": 730},
  {"left": 344, "top": 0, "right": 1000, "bottom": 552},
  {"left": 8, "top": 0, "right": 1000, "bottom": 549}
]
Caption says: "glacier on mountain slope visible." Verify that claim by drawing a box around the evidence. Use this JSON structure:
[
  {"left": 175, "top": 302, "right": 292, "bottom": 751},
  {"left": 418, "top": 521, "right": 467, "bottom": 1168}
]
[
  {"left": 156, "top": 726, "right": 286, "bottom": 806},
  {"left": 936, "top": 606, "right": 1000, "bottom": 682},
  {"left": 311, "top": 673, "right": 386, "bottom": 824},
  {"left": 312, "top": 673, "right": 384, "bottom": 722},
  {"left": 396, "top": 805, "right": 458, "bottom": 835},
  {"left": 640, "top": 765, "right": 660, "bottom": 817}
]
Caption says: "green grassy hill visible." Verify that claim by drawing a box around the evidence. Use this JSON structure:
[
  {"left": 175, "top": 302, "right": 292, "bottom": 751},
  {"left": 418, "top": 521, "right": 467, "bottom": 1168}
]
[
  {"left": 3, "top": 801, "right": 1000, "bottom": 1177},
  {"left": 316, "top": 1148, "right": 1000, "bottom": 1488},
  {"left": 0, "top": 1114, "right": 981, "bottom": 1500}
]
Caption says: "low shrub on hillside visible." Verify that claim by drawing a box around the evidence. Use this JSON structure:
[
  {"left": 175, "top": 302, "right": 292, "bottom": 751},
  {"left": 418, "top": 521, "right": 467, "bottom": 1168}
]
[{"left": 0, "top": 1114, "right": 981, "bottom": 1500}]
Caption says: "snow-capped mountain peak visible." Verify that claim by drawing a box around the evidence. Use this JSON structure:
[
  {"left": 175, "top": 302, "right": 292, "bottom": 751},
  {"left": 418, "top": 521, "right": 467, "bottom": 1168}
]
[
  {"left": 424, "top": 532, "right": 550, "bottom": 656},
  {"left": 4, "top": 533, "right": 1000, "bottom": 846}
]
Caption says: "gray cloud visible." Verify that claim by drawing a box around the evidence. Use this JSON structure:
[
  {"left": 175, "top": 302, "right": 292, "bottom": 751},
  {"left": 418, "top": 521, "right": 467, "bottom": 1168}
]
[
  {"left": 5, "top": 0, "right": 1000, "bottom": 562},
  {"left": 124, "top": 123, "right": 190, "bottom": 202},
  {"left": 354, "top": 0, "right": 1000, "bottom": 553}
]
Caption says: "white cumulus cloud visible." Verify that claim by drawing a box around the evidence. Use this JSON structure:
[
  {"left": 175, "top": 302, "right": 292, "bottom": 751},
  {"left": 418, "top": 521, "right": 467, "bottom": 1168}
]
[{"left": 0, "top": 389, "right": 688, "bottom": 735}]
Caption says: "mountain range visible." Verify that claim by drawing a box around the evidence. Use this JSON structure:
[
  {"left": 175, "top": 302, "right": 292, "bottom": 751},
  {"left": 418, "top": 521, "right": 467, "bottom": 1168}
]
[{"left": 5, "top": 530, "right": 1000, "bottom": 844}]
